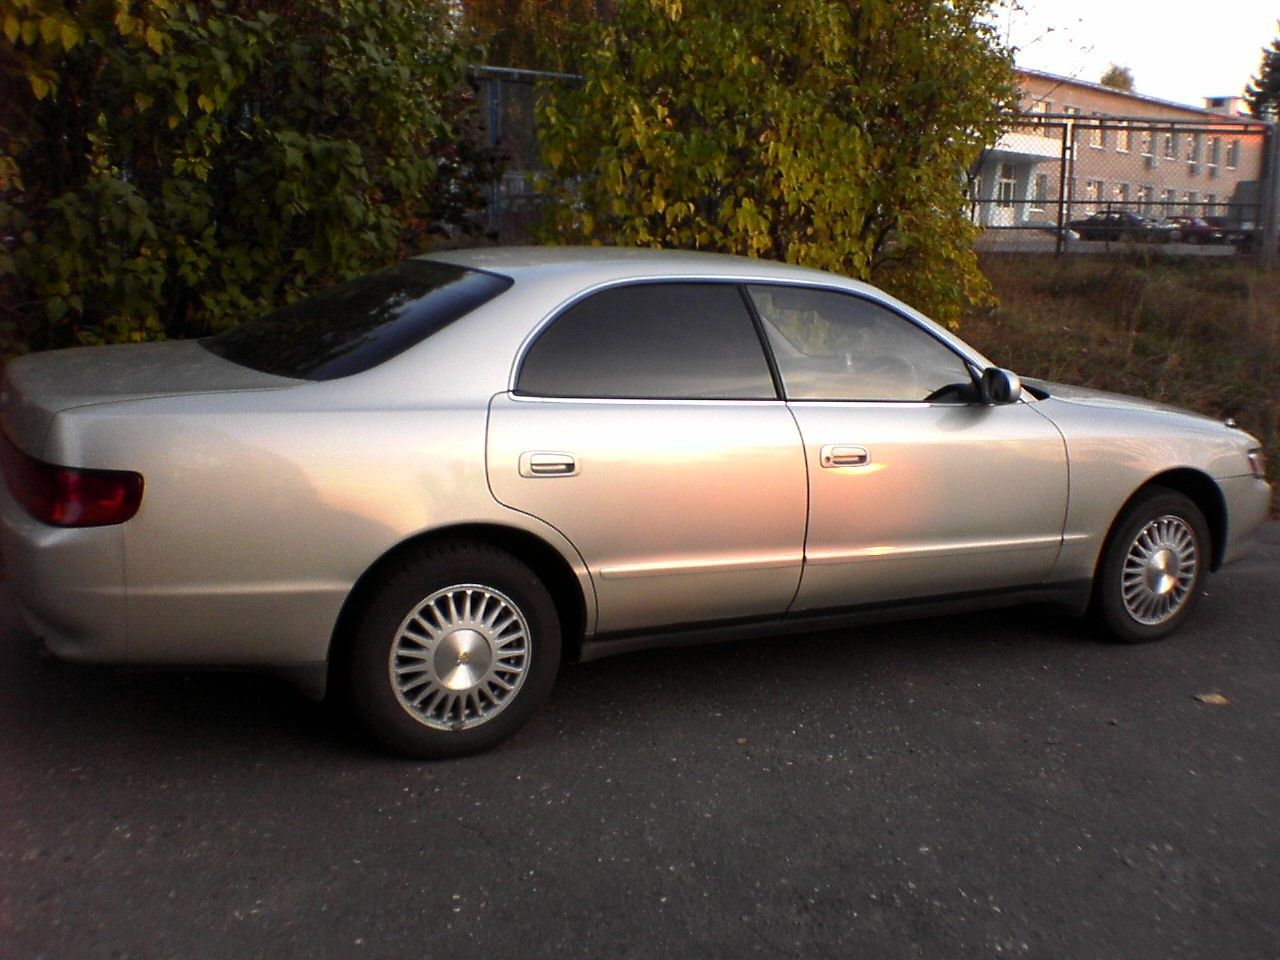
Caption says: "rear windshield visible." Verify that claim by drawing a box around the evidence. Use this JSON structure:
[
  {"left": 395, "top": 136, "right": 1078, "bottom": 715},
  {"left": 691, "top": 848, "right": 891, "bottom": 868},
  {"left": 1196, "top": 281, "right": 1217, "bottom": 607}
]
[{"left": 202, "top": 260, "right": 512, "bottom": 380}]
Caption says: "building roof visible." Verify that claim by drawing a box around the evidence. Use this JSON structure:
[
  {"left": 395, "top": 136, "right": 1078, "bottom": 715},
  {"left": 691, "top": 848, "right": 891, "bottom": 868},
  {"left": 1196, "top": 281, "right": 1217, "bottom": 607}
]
[{"left": 1016, "top": 67, "right": 1258, "bottom": 124}]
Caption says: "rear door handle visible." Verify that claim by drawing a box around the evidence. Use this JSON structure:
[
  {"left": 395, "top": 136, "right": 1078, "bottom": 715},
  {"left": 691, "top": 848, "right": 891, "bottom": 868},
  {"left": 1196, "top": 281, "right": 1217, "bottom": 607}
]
[
  {"left": 519, "top": 452, "right": 578, "bottom": 477},
  {"left": 820, "top": 444, "right": 870, "bottom": 468}
]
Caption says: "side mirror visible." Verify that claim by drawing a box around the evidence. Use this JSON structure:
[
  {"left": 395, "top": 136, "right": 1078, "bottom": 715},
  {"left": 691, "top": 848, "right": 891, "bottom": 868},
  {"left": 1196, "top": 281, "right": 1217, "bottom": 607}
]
[{"left": 980, "top": 367, "right": 1023, "bottom": 405}]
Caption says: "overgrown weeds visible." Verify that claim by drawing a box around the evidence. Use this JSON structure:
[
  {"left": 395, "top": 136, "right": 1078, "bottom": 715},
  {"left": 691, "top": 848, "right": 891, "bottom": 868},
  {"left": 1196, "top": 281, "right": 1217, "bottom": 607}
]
[{"left": 965, "top": 254, "right": 1279, "bottom": 478}]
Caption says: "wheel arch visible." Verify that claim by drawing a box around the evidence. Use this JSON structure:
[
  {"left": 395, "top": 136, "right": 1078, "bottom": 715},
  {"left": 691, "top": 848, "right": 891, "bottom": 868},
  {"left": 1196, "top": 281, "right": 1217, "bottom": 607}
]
[
  {"left": 326, "top": 523, "right": 591, "bottom": 693},
  {"left": 1100, "top": 468, "right": 1227, "bottom": 574}
]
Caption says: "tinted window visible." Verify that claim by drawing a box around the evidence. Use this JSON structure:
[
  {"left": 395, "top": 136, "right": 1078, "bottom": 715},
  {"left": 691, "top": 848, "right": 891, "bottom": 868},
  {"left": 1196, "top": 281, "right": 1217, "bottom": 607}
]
[
  {"left": 203, "top": 260, "right": 512, "bottom": 380},
  {"left": 747, "top": 286, "right": 973, "bottom": 402},
  {"left": 516, "top": 283, "right": 776, "bottom": 400}
]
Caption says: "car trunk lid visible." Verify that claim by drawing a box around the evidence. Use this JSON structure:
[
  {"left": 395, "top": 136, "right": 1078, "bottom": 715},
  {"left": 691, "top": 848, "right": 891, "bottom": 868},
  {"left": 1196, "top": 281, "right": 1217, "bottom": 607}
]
[{"left": 1, "top": 340, "right": 299, "bottom": 457}]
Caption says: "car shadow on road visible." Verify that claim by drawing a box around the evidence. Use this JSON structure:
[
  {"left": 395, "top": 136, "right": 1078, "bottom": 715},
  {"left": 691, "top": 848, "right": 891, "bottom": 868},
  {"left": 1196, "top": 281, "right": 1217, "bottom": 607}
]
[{"left": 0, "top": 603, "right": 1101, "bottom": 764}]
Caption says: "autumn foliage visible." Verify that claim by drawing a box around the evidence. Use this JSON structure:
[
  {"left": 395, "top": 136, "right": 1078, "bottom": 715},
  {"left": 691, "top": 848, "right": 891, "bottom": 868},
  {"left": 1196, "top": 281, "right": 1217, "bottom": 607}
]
[
  {"left": 0, "top": 0, "right": 494, "bottom": 350},
  {"left": 537, "top": 0, "right": 1018, "bottom": 325}
]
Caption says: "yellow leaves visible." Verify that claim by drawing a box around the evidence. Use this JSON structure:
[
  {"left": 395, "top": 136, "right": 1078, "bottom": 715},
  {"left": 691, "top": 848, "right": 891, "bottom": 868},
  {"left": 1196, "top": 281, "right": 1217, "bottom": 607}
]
[
  {"left": 134, "top": 91, "right": 154, "bottom": 111},
  {"left": 115, "top": 11, "right": 136, "bottom": 35},
  {"left": 197, "top": 94, "right": 214, "bottom": 113},
  {"left": 143, "top": 24, "right": 164, "bottom": 53},
  {"left": 28, "top": 72, "right": 51, "bottom": 99},
  {"left": 5, "top": 11, "right": 81, "bottom": 49}
]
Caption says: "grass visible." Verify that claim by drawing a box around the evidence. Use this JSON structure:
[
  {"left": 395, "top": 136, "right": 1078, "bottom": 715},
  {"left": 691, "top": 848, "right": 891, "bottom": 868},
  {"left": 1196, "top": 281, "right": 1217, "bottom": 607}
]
[{"left": 963, "top": 253, "right": 1279, "bottom": 483}]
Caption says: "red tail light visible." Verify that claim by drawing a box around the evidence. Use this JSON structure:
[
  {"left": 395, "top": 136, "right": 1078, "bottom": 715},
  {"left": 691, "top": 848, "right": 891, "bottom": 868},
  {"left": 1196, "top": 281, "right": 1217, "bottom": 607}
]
[{"left": 1, "top": 434, "right": 143, "bottom": 527}]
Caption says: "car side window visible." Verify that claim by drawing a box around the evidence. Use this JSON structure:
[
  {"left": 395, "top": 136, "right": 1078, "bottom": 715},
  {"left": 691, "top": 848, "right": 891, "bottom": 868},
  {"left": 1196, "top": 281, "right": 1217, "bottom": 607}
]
[
  {"left": 516, "top": 282, "right": 777, "bottom": 400},
  {"left": 746, "top": 285, "right": 976, "bottom": 402}
]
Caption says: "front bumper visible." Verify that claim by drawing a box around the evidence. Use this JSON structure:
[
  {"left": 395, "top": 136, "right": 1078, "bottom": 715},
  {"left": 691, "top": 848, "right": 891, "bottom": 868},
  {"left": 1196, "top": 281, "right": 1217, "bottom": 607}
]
[{"left": 1219, "top": 474, "right": 1272, "bottom": 567}]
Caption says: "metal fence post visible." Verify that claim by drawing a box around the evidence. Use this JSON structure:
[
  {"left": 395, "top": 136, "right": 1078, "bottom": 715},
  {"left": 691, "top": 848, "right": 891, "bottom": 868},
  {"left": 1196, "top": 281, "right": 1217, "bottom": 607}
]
[
  {"left": 486, "top": 76, "right": 502, "bottom": 236},
  {"left": 1263, "top": 122, "right": 1280, "bottom": 260}
]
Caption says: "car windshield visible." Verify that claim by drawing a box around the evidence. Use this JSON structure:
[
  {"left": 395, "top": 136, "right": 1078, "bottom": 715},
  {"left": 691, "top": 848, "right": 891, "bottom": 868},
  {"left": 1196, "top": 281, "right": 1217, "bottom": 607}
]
[{"left": 203, "top": 260, "right": 513, "bottom": 380}]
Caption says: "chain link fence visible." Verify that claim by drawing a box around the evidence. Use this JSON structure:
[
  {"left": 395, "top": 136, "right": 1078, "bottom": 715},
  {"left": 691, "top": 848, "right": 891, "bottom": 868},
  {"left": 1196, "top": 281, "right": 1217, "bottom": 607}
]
[
  {"left": 470, "top": 66, "right": 575, "bottom": 241},
  {"left": 970, "top": 114, "right": 1273, "bottom": 255}
]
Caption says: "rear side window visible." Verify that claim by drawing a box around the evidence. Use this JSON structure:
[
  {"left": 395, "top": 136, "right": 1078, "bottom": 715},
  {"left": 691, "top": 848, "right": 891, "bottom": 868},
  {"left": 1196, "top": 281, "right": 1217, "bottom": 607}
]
[
  {"left": 203, "top": 260, "right": 512, "bottom": 380},
  {"left": 515, "top": 283, "right": 776, "bottom": 400}
]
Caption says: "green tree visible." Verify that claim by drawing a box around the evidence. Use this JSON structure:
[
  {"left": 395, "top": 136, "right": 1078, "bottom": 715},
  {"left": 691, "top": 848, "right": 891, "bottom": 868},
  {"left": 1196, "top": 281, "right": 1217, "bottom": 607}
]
[
  {"left": 1246, "top": 26, "right": 1280, "bottom": 119},
  {"left": 0, "top": 0, "right": 494, "bottom": 351},
  {"left": 1099, "top": 63, "right": 1134, "bottom": 92},
  {"left": 537, "top": 0, "right": 1017, "bottom": 326}
]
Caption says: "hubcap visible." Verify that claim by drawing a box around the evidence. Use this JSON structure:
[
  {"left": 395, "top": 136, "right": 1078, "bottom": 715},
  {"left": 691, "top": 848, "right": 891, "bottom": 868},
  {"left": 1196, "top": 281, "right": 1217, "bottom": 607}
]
[
  {"left": 389, "top": 584, "right": 530, "bottom": 731},
  {"left": 1121, "top": 515, "right": 1199, "bottom": 625}
]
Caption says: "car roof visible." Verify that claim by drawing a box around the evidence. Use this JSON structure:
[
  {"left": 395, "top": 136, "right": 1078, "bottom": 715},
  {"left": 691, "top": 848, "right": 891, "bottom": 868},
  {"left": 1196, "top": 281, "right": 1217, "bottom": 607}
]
[{"left": 422, "top": 245, "right": 868, "bottom": 290}]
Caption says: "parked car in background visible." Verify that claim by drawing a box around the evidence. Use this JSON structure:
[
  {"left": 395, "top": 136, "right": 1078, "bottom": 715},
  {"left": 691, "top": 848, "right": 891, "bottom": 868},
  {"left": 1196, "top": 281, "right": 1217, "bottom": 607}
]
[
  {"left": 1068, "top": 210, "right": 1178, "bottom": 243},
  {"left": 0, "top": 248, "right": 1270, "bottom": 758},
  {"left": 1204, "top": 215, "right": 1259, "bottom": 252},
  {"left": 1168, "top": 217, "right": 1225, "bottom": 244}
]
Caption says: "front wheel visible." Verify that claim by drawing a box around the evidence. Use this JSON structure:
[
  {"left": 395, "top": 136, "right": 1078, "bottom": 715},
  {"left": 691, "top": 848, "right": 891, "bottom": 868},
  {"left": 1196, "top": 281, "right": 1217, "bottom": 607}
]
[
  {"left": 1094, "top": 489, "right": 1210, "bottom": 643},
  {"left": 349, "top": 542, "right": 561, "bottom": 758}
]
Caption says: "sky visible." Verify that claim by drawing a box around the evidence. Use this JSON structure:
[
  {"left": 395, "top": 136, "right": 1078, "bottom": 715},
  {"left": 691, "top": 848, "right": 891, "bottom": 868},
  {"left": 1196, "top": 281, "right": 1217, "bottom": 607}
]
[{"left": 992, "top": 1, "right": 1278, "bottom": 109}]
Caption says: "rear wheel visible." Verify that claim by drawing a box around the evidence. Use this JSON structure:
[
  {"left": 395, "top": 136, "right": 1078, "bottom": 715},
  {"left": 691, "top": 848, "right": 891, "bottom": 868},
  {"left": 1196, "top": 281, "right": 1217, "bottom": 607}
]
[
  {"left": 1094, "top": 488, "right": 1210, "bottom": 643},
  {"left": 349, "top": 541, "right": 561, "bottom": 758}
]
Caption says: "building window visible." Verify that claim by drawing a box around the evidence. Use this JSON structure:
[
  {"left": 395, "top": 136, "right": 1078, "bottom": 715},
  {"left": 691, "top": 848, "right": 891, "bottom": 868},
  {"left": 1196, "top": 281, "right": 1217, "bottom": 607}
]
[
  {"left": 1090, "top": 115, "right": 1105, "bottom": 149},
  {"left": 1136, "top": 185, "right": 1154, "bottom": 213},
  {"left": 1164, "top": 132, "right": 1177, "bottom": 159},
  {"left": 1086, "top": 179, "right": 1104, "bottom": 211},
  {"left": 1116, "top": 123, "right": 1131, "bottom": 153},
  {"left": 1029, "top": 172, "right": 1049, "bottom": 212},
  {"left": 1183, "top": 191, "right": 1198, "bottom": 216},
  {"left": 997, "top": 164, "right": 1017, "bottom": 208},
  {"left": 1226, "top": 138, "right": 1240, "bottom": 169},
  {"left": 1188, "top": 133, "right": 1202, "bottom": 174},
  {"left": 1204, "top": 193, "right": 1216, "bottom": 216},
  {"left": 1162, "top": 188, "right": 1178, "bottom": 216},
  {"left": 1140, "top": 128, "right": 1154, "bottom": 157},
  {"left": 1114, "top": 183, "right": 1130, "bottom": 208}
]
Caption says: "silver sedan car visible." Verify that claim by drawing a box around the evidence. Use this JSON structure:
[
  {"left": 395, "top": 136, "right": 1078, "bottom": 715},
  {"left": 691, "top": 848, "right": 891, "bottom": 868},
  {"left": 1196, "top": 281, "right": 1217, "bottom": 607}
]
[{"left": 0, "top": 248, "right": 1270, "bottom": 757}]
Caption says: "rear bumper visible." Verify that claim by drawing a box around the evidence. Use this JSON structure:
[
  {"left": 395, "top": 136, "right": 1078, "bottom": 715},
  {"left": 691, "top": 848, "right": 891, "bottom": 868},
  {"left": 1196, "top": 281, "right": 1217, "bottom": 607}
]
[
  {"left": 0, "top": 481, "right": 128, "bottom": 660},
  {"left": 1220, "top": 475, "right": 1271, "bottom": 567}
]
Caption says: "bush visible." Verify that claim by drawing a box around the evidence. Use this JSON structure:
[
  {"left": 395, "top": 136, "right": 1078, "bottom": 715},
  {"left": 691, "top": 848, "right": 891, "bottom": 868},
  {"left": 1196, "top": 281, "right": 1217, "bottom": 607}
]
[
  {"left": 536, "top": 0, "right": 1017, "bottom": 326},
  {"left": 0, "top": 0, "right": 496, "bottom": 351}
]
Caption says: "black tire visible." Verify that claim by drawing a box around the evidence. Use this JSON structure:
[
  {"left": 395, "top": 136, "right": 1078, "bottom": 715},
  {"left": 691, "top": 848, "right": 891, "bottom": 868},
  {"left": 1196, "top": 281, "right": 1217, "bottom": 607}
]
[
  {"left": 349, "top": 541, "right": 561, "bottom": 759},
  {"left": 1093, "top": 488, "right": 1211, "bottom": 643}
]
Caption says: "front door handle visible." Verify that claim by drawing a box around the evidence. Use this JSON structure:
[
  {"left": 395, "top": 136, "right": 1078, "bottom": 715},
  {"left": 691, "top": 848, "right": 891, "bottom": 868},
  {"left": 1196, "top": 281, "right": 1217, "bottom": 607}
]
[
  {"left": 519, "top": 452, "right": 579, "bottom": 478},
  {"left": 820, "top": 444, "right": 870, "bottom": 468}
]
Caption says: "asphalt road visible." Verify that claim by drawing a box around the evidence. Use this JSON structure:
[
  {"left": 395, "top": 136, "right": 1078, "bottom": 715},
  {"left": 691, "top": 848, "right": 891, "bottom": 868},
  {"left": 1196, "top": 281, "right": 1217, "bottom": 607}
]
[{"left": 3, "top": 527, "right": 1279, "bottom": 960}]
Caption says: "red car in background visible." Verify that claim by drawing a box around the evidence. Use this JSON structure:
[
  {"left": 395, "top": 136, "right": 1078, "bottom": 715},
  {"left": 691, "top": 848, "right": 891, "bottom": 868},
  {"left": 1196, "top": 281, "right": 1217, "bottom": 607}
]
[{"left": 1168, "top": 217, "right": 1225, "bottom": 244}]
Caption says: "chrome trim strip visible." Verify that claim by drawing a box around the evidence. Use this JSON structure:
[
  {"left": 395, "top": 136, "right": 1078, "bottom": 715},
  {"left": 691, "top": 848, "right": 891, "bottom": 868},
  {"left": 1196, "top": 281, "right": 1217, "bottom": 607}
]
[
  {"left": 806, "top": 535, "right": 1065, "bottom": 565},
  {"left": 599, "top": 553, "right": 802, "bottom": 580}
]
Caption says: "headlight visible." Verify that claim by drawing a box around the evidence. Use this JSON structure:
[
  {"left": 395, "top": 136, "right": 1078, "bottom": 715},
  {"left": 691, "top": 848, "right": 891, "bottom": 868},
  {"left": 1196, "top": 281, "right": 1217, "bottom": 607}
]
[{"left": 1248, "top": 448, "right": 1266, "bottom": 479}]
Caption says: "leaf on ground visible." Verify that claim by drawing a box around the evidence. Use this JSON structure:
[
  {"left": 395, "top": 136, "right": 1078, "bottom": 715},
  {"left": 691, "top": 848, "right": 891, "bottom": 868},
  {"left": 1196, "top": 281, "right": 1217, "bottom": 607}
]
[{"left": 1195, "top": 693, "right": 1229, "bottom": 706}]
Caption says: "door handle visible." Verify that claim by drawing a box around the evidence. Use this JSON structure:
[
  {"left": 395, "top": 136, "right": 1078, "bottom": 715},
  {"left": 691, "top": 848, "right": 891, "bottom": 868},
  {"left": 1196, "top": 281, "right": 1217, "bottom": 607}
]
[
  {"left": 519, "top": 452, "right": 578, "bottom": 478},
  {"left": 820, "top": 444, "right": 870, "bottom": 468}
]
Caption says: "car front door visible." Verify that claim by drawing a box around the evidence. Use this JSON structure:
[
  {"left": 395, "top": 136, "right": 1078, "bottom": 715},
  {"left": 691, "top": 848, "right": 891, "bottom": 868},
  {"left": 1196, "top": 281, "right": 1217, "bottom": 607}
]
[
  {"left": 487, "top": 281, "right": 808, "bottom": 635},
  {"left": 745, "top": 284, "right": 1069, "bottom": 612}
]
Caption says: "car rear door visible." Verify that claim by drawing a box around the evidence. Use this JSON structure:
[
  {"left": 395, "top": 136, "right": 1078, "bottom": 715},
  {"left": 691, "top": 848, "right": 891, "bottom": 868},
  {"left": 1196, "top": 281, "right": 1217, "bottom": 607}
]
[
  {"left": 486, "top": 281, "right": 808, "bottom": 635},
  {"left": 745, "top": 284, "right": 1069, "bottom": 611}
]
